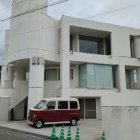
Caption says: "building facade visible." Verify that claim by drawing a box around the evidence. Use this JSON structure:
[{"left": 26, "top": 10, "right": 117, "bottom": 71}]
[{"left": 0, "top": 0, "right": 140, "bottom": 139}]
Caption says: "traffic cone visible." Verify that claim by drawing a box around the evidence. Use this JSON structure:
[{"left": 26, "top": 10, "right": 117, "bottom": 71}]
[
  {"left": 66, "top": 127, "right": 72, "bottom": 140},
  {"left": 75, "top": 128, "right": 80, "bottom": 140},
  {"left": 59, "top": 125, "right": 65, "bottom": 140},
  {"left": 102, "top": 131, "right": 106, "bottom": 140},
  {"left": 51, "top": 124, "right": 56, "bottom": 139}
]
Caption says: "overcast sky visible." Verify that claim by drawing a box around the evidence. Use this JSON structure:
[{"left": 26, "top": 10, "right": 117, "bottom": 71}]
[{"left": 0, "top": 0, "right": 140, "bottom": 65}]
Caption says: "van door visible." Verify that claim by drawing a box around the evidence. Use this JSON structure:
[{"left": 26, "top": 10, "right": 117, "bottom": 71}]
[
  {"left": 43, "top": 101, "right": 56, "bottom": 123},
  {"left": 56, "top": 101, "right": 69, "bottom": 122}
]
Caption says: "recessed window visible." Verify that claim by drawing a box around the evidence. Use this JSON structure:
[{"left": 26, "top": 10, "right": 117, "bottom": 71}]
[
  {"left": 130, "top": 36, "right": 135, "bottom": 58},
  {"left": 70, "top": 69, "right": 73, "bottom": 79},
  {"left": 79, "top": 64, "right": 114, "bottom": 89},
  {"left": 132, "top": 70, "right": 137, "bottom": 83},
  {"left": 45, "top": 68, "right": 73, "bottom": 80},
  {"left": 125, "top": 68, "right": 138, "bottom": 89},
  {"left": 79, "top": 35, "right": 104, "bottom": 54},
  {"left": 45, "top": 69, "right": 60, "bottom": 80},
  {"left": 70, "top": 35, "right": 73, "bottom": 52}
]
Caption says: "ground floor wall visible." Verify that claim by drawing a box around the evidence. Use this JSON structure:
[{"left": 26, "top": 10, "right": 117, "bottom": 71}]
[
  {"left": 102, "top": 106, "right": 140, "bottom": 140},
  {"left": 0, "top": 97, "right": 10, "bottom": 121}
]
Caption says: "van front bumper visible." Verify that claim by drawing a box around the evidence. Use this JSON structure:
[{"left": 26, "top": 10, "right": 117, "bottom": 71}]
[{"left": 27, "top": 120, "right": 34, "bottom": 125}]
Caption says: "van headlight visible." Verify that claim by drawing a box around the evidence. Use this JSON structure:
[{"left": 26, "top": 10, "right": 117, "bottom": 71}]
[
  {"left": 33, "top": 114, "right": 37, "bottom": 118},
  {"left": 32, "top": 112, "right": 37, "bottom": 119}
]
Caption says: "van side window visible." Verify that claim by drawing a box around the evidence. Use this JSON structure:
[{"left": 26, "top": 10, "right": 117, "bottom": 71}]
[
  {"left": 70, "top": 101, "right": 78, "bottom": 109},
  {"left": 58, "top": 101, "right": 68, "bottom": 109},
  {"left": 47, "top": 101, "right": 56, "bottom": 110}
]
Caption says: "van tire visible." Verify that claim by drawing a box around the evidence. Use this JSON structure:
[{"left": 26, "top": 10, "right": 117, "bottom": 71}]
[
  {"left": 34, "top": 120, "right": 44, "bottom": 128},
  {"left": 70, "top": 118, "right": 77, "bottom": 126}
]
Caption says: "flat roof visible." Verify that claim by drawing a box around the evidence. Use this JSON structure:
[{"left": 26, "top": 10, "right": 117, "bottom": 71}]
[{"left": 43, "top": 97, "right": 78, "bottom": 101}]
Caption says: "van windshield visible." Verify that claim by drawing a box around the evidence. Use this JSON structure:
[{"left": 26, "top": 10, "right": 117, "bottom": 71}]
[{"left": 34, "top": 100, "right": 47, "bottom": 109}]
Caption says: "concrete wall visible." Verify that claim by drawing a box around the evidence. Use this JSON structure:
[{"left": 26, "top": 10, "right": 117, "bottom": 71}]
[
  {"left": 44, "top": 81, "right": 61, "bottom": 97},
  {"left": 0, "top": 80, "right": 28, "bottom": 110},
  {"left": 8, "top": 0, "right": 60, "bottom": 63},
  {"left": 102, "top": 106, "right": 140, "bottom": 140},
  {"left": 0, "top": 97, "right": 10, "bottom": 121},
  {"left": 60, "top": 15, "right": 140, "bottom": 95},
  {"left": 61, "top": 16, "right": 140, "bottom": 57}
]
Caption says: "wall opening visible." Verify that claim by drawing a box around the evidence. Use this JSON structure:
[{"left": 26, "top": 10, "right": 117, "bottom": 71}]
[
  {"left": 79, "top": 63, "right": 118, "bottom": 89},
  {"left": 70, "top": 26, "right": 111, "bottom": 56},
  {"left": 10, "top": 97, "right": 28, "bottom": 121},
  {"left": 130, "top": 36, "right": 135, "bottom": 58},
  {"left": 125, "top": 66, "right": 138, "bottom": 89},
  {"left": 79, "top": 98, "right": 101, "bottom": 119}
]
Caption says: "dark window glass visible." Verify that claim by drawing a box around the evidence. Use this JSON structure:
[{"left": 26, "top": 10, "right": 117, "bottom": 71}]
[
  {"left": 79, "top": 35, "right": 103, "bottom": 54},
  {"left": 70, "top": 69, "right": 73, "bottom": 79},
  {"left": 58, "top": 69, "right": 60, "bottom": 80},
  {"left": 47, "top": 101, "right": 56, "bottom": 110},
  {"left": 58, "top": 101, "right": 68, "bottom": 109},
  {"left": 130, "top": 36, "right": 135, "bottom": 58},
  {"left": 70, "top": 35, "right": 73, "bottom": 51},
  {"left": 70, "top": 101, "right": 78, "bottom": 109},
  {"left": 105, "top": 35, "right": 111, "bottom": 55}
]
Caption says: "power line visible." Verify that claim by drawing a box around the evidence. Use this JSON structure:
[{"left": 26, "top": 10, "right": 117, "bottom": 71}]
[
  {"left": 82, "top": 3, "right": 140, "bottom": 20},
  {"left": 0, "top": 0, "right": 69, "bottom": 23},
  {"left": 1, "top": 1, "right": 140, "bottom": 37},
  {"left": 7, "top": 2, "right": 140, "bottom": 37}
]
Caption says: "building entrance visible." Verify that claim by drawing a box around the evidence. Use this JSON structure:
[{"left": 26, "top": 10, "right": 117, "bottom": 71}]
[{"left": 79, "top": 98, "right": 96, "bottom": 119}]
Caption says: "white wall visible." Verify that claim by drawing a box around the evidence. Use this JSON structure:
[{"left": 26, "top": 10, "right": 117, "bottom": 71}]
[
  {"left": 8, "top": 0, "right": 60, "bottom": 63},
  {"left": 0, "top": 80, "right": 28, "bottom": 110},
  {"left": 61, "top": 88, "right": 140, "bottom": 106},
  {"left": 102, "top": 106, "right": 140, "bottom": 140},
  {"left": 61, "top": 16, "right": 140, "bottom": 58},
  {"left": 0, "top": 97, "right": 10, "bottom": 121}
]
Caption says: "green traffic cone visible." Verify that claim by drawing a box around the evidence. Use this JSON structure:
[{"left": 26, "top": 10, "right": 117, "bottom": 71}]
[
  {"left": 60, "top": 125, "right": 65, "bottom": 140},
  {"left": 67, "top": 127, "right": 72, "bottom": 140},
  {"left": 51, "top": 124, "right": 56, "bottom": 139},
  {"left": 75, "top": 128, "right": 80, "bottom": 140},
  {"left": 102, "top": 131, "right": 106, "bottom": 140}
]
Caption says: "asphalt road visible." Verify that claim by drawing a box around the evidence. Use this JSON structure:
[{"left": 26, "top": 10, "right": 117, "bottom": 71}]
[{"left": 0, "top": 127, "right": 52, "bottom": 140}]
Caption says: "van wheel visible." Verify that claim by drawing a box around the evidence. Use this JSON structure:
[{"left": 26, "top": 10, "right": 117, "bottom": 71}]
[
  {"left": 34, "top": 120, "right": 44, "bottom": 128},
  {"left": 70, "top": 118, "right": 77, "bottom": 126}
]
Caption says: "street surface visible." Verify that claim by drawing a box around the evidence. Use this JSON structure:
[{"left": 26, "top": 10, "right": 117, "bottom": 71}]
[
  {"left": 0, "top": 127, "right": 51, "bottom": 140},
  {"left": 0, "top": 120, "right": 102, "bottom": 140}
]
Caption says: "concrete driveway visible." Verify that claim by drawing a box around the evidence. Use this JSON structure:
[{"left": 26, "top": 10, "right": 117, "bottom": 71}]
[{"left": 0, "top": 120, "right": 102, "bottom": 140}]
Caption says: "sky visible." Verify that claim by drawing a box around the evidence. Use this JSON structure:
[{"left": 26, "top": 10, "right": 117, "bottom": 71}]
[{"left": 0, "top": 0, "right": 140, "bottom": 65}]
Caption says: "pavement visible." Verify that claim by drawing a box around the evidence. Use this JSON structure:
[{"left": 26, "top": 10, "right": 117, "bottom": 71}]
[
  {"left": 0, "top": 126, "right": 50, "bottom": 140},
  {"left": 0, "top": 119, "right": 102, "bottom": 140}
]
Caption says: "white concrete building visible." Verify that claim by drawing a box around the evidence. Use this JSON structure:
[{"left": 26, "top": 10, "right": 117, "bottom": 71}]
[{"left": 1, "top": 0, "right": 140, "bottom": 139}]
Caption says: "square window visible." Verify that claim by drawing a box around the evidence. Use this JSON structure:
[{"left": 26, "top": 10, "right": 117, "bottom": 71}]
[
  {"left": 47, "top": 101, "right": 56, "bottom": 110},
  {"left": 70, "top": 101, "right": 78, "bottom": 109},
  {"left": 58, "top": 101, "right": 68, "bottom": 109}
]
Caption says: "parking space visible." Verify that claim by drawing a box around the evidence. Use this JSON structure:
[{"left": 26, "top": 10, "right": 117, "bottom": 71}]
[{"left": 0, "top": 120, "right": 102, "bottom": 140}]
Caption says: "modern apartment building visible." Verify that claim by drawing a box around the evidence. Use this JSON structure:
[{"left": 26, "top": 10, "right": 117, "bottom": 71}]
[{"left": 0, "top": 0, "right": 140, "bottom": 139}]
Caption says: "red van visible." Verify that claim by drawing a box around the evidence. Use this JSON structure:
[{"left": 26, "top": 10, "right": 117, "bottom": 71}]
[{"left": 28, "top": 98, "right": 80, "bottom": 128}]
